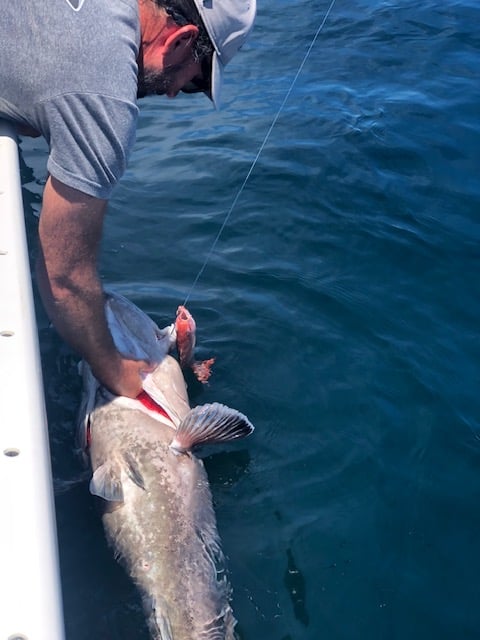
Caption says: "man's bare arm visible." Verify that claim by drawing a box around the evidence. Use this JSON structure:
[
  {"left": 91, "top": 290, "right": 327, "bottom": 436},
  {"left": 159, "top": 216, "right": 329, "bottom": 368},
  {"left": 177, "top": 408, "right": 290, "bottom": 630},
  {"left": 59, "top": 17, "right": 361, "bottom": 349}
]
[{"left": 36, "top": 176, "right": 151, "bottom": 397}]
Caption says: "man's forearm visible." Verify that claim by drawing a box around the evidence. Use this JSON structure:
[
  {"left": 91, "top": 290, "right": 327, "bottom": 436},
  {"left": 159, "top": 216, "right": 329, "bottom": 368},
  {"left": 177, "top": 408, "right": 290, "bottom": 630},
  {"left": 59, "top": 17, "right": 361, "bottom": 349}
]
[
  {"left": 37, "top": 176, "right": 149, "bottom": 397},
  {"left": 35, "top": 249, "right": 120, "bottom": 380}
]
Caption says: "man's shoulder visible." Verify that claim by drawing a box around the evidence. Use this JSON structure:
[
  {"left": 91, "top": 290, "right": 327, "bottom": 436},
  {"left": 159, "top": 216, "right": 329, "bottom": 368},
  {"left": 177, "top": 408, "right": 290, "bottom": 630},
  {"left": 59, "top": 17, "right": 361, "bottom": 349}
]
[
  {"left": 44, "top": 92, "right": 139, "bottom": 200},
  {"left": 1, "top": 0, "right": 139, "bottom": 127}
]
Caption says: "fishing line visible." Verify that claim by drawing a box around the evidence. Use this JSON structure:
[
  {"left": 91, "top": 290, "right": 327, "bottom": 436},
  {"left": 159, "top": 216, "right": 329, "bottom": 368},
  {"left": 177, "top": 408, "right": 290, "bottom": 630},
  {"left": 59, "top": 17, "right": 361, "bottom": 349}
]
[{"left": 182, "top": 0, "right": 337, "bottom": 307}]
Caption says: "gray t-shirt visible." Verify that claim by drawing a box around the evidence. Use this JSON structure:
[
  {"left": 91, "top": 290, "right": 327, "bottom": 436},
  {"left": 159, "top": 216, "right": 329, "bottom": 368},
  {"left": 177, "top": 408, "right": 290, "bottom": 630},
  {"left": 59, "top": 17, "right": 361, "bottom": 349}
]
[{"left": 0, "top": 0, "right": 140, "bottom": 199}]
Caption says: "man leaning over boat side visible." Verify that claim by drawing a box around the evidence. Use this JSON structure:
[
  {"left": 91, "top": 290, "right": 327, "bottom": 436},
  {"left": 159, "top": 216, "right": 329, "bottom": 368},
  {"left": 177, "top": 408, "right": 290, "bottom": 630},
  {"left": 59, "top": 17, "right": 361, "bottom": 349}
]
[{"left": 0, "top": 0, "right": 256, "bottom": 397}]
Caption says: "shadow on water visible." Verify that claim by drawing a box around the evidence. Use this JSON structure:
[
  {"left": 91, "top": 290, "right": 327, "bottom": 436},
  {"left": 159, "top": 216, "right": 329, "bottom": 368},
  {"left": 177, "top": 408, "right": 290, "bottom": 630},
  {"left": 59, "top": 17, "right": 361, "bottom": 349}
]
[{"left": 284, "top": 548, "right": 309, "bottom": 628}]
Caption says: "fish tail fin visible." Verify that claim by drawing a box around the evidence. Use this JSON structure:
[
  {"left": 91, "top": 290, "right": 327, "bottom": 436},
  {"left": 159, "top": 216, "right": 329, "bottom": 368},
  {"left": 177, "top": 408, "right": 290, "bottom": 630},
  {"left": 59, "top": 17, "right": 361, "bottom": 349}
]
[{"left": 170, "top": 403, "right": 254, "bottom": 453}]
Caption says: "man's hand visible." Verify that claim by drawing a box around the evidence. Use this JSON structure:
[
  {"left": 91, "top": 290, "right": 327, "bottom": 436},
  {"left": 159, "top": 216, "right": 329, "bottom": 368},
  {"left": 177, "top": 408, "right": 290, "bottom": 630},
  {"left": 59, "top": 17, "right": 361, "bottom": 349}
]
[
  {"left": 36, "top": 176, "right": 146, "bottom": 398},
  {"left": 93, "top": 354, "right": 156, "bottom": 398}
]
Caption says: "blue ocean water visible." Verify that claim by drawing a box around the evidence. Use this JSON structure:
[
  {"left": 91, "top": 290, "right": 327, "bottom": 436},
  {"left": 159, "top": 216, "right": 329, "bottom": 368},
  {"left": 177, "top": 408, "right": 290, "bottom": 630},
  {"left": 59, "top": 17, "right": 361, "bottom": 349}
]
[{"left": 19, "top": 1, "right": 480, "bottom": 638}]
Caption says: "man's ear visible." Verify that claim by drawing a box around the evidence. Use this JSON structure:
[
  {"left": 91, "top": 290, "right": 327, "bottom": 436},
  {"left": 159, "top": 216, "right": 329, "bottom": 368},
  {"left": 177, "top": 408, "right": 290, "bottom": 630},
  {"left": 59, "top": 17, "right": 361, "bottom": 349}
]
[{"left": 164, "top": 24, "right": 199, "bottom": 65}]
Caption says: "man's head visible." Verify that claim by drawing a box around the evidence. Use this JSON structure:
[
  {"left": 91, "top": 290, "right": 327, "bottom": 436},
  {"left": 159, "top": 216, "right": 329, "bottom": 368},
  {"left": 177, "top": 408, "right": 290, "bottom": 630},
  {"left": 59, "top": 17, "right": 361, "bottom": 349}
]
[{"left": 137, "top": 0, "right": 256, "bottom": 106}]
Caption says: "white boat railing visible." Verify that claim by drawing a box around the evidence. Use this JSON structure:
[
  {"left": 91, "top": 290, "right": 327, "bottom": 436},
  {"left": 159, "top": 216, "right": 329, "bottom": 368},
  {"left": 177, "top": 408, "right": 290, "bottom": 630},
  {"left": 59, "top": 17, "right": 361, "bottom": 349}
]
[{"left": 0, "top": 120, "right": 65, "bottom": 640}]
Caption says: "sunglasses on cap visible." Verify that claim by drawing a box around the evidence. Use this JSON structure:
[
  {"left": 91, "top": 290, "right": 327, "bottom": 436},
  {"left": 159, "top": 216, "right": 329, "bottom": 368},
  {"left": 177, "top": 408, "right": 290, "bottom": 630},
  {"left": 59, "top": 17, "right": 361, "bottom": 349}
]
[{"left": 180, "top": 55, "right": 212, "bottom": 99}]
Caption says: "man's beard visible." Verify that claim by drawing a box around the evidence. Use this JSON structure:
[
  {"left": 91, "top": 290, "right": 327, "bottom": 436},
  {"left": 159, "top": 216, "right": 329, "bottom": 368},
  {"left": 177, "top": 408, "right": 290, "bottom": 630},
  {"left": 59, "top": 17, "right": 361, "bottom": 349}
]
[{"left": 137, "top": 67, "right": 174, "bottom": 99}]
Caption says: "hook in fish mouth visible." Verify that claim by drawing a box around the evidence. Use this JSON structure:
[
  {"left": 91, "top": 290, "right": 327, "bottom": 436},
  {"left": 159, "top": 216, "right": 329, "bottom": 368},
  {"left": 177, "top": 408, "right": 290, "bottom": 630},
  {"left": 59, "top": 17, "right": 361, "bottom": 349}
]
[{"left": 176, "top": 305, "right": 189, "bottom": 321}]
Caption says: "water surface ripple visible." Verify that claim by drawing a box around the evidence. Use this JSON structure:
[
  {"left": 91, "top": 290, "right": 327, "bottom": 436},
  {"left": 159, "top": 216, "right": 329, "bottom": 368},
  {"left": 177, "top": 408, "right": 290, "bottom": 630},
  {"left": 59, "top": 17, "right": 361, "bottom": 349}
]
[{"left": 19, "top": 1, "right": 480, "bottom": 638}]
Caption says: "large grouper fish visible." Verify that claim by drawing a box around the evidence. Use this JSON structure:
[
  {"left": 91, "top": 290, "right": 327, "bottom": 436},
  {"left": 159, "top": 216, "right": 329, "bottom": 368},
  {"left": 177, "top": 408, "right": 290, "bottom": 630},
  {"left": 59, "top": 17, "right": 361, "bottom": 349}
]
[{"left": 77, "top": 291, "right": 254, "bottom": 640}]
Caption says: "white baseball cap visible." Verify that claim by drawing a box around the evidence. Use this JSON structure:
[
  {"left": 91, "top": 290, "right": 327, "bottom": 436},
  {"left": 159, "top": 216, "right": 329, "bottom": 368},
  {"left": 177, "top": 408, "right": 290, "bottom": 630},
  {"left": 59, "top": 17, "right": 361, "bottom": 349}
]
[{"left": 191, "top": 0, "right": 257, "bottom": 108}]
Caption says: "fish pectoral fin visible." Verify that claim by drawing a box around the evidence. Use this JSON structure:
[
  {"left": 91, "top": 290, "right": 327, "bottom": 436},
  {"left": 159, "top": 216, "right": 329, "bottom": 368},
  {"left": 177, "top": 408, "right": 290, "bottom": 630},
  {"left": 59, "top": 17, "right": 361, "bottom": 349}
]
[
  {"left": 170, "top": 402, "right": 254, "bottom": 453},
  {"left": 123, "top": 451, "right": 146, "bottom": 490},
  {"left": 89, "top": 462, "right": 124, "bottom": 502}
]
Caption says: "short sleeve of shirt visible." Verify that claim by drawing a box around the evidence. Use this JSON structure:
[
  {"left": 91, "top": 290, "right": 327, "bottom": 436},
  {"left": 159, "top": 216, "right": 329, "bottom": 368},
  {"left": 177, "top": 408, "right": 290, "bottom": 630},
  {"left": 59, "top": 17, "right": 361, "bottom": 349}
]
[{"left": 40, "top": 92, "right": 139, "bottom": 200}]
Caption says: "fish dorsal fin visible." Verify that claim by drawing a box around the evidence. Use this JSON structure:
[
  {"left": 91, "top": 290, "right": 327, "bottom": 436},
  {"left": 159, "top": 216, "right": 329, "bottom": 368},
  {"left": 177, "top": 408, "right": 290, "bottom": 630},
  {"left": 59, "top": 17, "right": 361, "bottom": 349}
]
[
  {"left": 170, "top": 403, "right": 254, "bottom": 454},
  {"left": 90, "top": 461, "right": 124, "bottom": 502}
]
